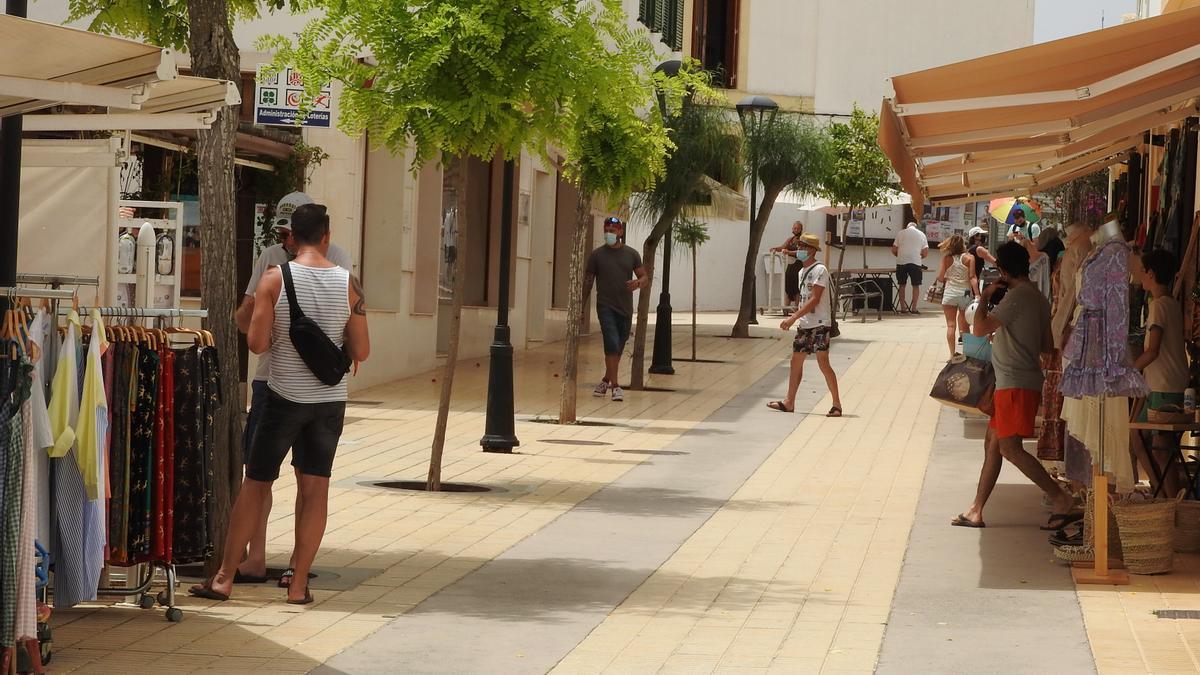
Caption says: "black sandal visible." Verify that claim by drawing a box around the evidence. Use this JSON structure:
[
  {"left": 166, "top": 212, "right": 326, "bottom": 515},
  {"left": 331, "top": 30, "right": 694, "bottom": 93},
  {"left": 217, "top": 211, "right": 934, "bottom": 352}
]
[
  {"left": 951, "top": 513, "right": 985, "bottom": 528},
  {"left": 1041, "top": 512, "right": 1084, "bottom": 531},
  {"left": 767, "top": 401, "right": 793, "bottom": 413},
  {"left": 286, "top": 587, "right": 314, "bottom": 605},
  {"left": 827, "top": 406, "right": 842, "bottom": 418},
  {"left": 188, "top": 578, "right": 230, "bottom": 601}
]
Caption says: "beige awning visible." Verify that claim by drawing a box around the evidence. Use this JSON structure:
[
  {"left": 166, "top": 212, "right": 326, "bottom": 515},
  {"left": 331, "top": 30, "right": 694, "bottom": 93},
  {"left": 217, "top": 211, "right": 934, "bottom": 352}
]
[
  {"left": 0, "top": 13, "right": 176, "bottom": 117},
  {"left": 22, "top": 76, "right": 241, "bottom": 131},
  {"left": 880, "top": 5, "right": 1200, "bottom": 208},
  {"left": 682, "top": 175, "right": 751, "bottom": 221}
]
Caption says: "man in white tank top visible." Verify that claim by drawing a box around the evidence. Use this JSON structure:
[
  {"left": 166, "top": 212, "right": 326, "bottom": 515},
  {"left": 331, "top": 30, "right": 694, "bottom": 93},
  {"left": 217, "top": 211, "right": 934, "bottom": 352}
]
[{"left": 191, "top": 203, "right": 370, "bottom": 604}]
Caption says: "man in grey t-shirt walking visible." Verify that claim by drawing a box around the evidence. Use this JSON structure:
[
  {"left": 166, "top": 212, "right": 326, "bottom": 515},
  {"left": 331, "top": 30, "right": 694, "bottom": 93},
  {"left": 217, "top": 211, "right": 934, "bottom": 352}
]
[
  {"left": 583, "top": 217, "right": 648, "bottom": 402},
  {"left": 954, "top": 241, "right": 1075, "bottom": 530}
]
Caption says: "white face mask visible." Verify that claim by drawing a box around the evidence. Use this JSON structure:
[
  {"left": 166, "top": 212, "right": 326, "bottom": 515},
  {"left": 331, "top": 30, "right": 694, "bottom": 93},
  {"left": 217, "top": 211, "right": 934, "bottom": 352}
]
[{"left": 604, "top": 232, "right": 619, "bottom": 246}]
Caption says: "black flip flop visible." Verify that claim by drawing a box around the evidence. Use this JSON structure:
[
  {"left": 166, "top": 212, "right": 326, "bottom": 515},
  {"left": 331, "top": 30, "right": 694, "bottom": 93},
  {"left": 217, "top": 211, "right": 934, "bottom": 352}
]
[
  {"left": 766, "top": 401, "right": 793, "bottom": 413},
  {"left": 827, "top": 406, "right": 843, "bottom": 418},
  {"left": 278, "top": 568, "right": 318, "bottom": 588},
  {"left": 286, "top": 588, "right": 314, "bottom": 605},
  {"left": 1041, "top": 512, "right": 1084, "bottom": 531},
  {"left": 951, "top": 513, "right": 985, "bottom": 528},
  {"left": 188, "top": 580, "right": 230, "bottom": 601}
]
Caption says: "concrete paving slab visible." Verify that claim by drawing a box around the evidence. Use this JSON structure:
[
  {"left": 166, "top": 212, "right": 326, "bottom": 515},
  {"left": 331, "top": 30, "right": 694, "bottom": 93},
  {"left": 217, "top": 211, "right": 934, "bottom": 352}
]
[
  {"left": 319, "top": 341, "right": 865, "bottom": 674},
  {"left": 876, "top": 408, "right": 1095, "bottom": 675}
]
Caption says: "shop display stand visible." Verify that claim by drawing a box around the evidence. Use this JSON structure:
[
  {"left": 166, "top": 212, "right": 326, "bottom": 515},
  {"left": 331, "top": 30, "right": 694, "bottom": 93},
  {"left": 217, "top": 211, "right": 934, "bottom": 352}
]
[
  {"left": 1072, "top": 397, "right": 1130, "bottom": 585},
  {"left": 8, "top": 280, "right": 208, "bottom": 622}
]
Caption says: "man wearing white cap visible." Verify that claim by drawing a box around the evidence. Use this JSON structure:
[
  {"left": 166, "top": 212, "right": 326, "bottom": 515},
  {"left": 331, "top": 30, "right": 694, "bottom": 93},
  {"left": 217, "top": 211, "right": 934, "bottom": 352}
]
[{"left": 232, "top": 191, "right": 352, "bottom": 587}]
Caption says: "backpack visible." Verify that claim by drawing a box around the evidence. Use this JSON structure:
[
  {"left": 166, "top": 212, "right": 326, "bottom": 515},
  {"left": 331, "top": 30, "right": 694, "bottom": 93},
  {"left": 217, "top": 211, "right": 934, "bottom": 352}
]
[{"left": 280, "top": 262, "right": 352, "bottom": 386}]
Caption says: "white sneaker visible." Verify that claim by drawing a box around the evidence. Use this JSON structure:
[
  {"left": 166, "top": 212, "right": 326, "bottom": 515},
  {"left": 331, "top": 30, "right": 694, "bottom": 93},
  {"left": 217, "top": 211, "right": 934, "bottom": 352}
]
[
  {"left": 593, "top": 381, "right": 609, "bottom": 397},
  {"left": 611, "top": 386, "right": 624, "bottom": 402}
]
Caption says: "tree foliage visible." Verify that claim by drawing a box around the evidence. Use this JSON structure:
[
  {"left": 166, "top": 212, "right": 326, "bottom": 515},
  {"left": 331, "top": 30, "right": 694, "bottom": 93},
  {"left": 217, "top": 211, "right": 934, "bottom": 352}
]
[
  {"left": 817, "top": 105, "right": 894, "bottom": 210},
  {"left": 673, "top": 215, "right": 711, "bottom": 250},
  {"left": 731, "top": 112, "right": 830, "bottom": 336},
  {"left": 68, "top": 0, "right": 292, "bottom": 49},
  {"left": 262, "top": 0, "right": 660, "bottom": 170}
]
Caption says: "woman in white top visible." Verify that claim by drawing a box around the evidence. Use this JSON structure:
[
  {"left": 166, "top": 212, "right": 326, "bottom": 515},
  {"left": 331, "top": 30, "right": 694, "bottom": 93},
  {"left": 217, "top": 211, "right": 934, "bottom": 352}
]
[{"left": 936, "top": 234, "right": 977, "bottom": 358}]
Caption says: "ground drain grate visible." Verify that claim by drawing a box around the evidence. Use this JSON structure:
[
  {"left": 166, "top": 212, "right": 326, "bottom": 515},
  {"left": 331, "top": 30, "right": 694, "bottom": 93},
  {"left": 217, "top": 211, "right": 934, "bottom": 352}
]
[
  {"left": 367, "top": 480, "right": 503, "bottom": 494},
  {"left": 347, "top": 400, "right": 383, "bottom": 406},
  {"left": 614, "top": 449, "right": 689, "bottom": 456},
  {"left": 525, "top": 417, "right": 632, "bottom": 428},
  {"left": 1154, "top": 610, "right": 1200, "bottom": 619},
  {"left": 539, "top": 439, "right": 612, "bottom": 446}
]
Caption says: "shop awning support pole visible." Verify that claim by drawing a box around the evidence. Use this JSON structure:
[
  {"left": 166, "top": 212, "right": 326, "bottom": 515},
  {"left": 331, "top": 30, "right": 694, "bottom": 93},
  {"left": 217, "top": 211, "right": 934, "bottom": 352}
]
[{"left": 0, "top": 0, "right": 28, "bottom": 314}]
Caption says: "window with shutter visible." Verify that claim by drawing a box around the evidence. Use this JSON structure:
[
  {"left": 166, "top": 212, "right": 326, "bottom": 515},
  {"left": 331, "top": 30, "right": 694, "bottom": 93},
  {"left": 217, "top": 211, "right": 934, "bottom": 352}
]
[
  {"left": 639, "top": 0, "right": 652, "bottom": 26},
  {"left": 654, "top": 0, "right": 667, "bottom": 33},
  {"left": 671, "top": 0, "right": 685, "bottom": 51}
]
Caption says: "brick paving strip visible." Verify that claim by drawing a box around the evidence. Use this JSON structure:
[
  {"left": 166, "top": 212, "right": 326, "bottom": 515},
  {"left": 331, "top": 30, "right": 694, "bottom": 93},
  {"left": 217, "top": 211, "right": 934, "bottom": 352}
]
[
  {"left": 548, "top": 340, "right": 945, "bottom": 673},
  {"left": 318, "top": 339, "right": 868, "bottom": 674}
]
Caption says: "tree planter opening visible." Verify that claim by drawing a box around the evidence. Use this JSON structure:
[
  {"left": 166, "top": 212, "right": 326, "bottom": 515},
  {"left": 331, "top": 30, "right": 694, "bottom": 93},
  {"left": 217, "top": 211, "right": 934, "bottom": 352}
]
[
  {"left": 614, "top": 449, "right": 689, "bottom": 456},
  {"left": 370, "top": 480, "right": 500, "bottom": 494}
]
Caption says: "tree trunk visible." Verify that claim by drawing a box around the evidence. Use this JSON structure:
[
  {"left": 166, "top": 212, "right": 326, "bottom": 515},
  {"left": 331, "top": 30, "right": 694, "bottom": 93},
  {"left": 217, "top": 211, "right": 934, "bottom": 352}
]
[
  {"left": 832, "top": 206, "right": 855, "bottom": 321},
  {"left": 630, "top": 203, "right": 681, "bottom": 390},
  {"left": 558, "top": 191, "right": 593, "bottom": 424},
  {"left": 186, "top": 0, "right": 241, "bottom": 577},
  {"left": 428, "top": 154, "right": 470, "bottom": 491},
  {"left": 691, "top": 244, "right": 697, "bottom": 361},
  {"left": 731, "top": 183, "right": 785, "bottom": 338}
]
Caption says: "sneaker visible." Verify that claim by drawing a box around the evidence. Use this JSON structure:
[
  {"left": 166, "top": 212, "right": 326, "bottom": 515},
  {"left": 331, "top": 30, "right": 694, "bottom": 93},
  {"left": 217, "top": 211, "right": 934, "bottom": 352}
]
[
  {"left": 593, "top": 381, "right": 609, "bottom": 397},
  {"left": 611, "top": 386, "right": 624, "bottom": 402}
]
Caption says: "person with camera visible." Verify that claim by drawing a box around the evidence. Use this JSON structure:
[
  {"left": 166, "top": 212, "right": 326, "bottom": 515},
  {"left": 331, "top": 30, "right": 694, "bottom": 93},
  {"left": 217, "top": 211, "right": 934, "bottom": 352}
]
[
  {"left": 953, "top": 241, "right": 1076, "bottom": 530},
  {"left": 191, "top": 203, "right": 370, "bottom": 604}
]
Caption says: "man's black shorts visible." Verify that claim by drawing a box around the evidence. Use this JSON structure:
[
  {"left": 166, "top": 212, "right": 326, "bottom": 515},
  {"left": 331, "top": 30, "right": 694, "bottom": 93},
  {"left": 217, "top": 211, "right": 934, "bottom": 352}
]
[
  {"left": 896, "top": 263, "right": 924, "bottom": 287},
  {"left": 245, "top": 388, "right": 346, "bottom": 482}
]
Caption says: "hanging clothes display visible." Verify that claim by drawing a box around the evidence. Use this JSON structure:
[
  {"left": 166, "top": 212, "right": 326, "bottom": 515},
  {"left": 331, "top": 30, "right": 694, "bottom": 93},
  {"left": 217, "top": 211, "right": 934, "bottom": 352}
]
[
  {"left": 1040, "top": 232, "right": 1096, "bottom": 463},
  {"left": 0, "top": 287, "right": 217, "bottom": 628},
  {"left": 1060, "top": 233, "right": 1149, "bottom": 494}
]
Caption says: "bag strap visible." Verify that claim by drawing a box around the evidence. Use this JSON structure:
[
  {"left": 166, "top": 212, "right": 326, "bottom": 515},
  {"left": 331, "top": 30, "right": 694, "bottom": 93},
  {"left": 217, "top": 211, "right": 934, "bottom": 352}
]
[{"left": 280, "top": 262, "right": 306, "bottom": 320}]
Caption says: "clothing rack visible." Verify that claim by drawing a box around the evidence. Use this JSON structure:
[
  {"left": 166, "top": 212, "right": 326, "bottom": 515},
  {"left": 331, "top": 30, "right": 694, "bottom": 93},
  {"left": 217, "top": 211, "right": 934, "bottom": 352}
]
[
  {"left": 0, "top": 287, "right": 78, "bottom": 302},
  {"left": 15, "top": 274, "right": 100, "bottom": 288},
  {"left": 7, "top": 293, "right": 212, "bottom": 622}
]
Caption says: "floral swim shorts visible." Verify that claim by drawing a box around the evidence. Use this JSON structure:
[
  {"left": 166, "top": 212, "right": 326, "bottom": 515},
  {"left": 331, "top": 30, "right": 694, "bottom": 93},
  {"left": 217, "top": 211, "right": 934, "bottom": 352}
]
[{"left": 793, "top": 326, "right": 831, "bottom": 354}]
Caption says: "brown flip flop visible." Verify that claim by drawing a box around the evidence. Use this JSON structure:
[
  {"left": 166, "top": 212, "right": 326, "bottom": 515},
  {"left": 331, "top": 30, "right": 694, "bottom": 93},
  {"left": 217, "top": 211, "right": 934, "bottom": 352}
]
[{"left": 766, "top": 401, "right": 793, "bottom": 413}]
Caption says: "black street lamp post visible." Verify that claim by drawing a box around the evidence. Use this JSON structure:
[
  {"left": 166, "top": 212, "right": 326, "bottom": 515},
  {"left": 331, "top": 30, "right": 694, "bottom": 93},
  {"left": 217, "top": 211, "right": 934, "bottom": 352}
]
[
  {"left": 649, "top": 59, "right": 682, "bottom": 376},
  {"left": 735, "top": 95, "right": 779, "bottom": 326},
  {"left": 480, "top": 159, "right": 520, "bottom": 453}
]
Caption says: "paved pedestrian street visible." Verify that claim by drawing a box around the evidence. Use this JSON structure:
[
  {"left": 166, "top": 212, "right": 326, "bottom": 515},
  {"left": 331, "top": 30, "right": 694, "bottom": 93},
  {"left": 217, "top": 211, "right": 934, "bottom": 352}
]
[{"left": 40, "top": 314, "right": 1200, "bottom": 674}]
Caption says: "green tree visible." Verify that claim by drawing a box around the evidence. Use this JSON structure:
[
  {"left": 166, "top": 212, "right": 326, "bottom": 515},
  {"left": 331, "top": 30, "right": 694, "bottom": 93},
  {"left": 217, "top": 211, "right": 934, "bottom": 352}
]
[
  {"left": 69, "top": 0, "right": 302, "bottom": 574},
  {"left": 630, "top": 96, "right": 742, "bottom": 390},
  {"left": 264, "top": 0, "right": 667, "bottom": 484},
  {"left": 817, "top": 105, "right": 895, "bottom": 305},
  {"left": 732, "top": 113, "right": 829, "bottom": 338},
  {"left": 672, "top": 215, "right": 710, "bottom": 361}
]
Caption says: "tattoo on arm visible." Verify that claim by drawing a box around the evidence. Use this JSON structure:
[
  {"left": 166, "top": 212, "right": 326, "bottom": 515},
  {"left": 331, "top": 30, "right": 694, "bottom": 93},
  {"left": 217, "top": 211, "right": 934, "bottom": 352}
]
[{"left": 350, "top": 275, "right": 367, "bottom": 316}]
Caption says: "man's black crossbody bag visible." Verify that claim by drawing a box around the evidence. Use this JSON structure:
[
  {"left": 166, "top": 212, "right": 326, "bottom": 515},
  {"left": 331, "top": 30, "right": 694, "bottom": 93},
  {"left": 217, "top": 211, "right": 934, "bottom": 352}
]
[{"left": 280, "top": 262, "right": 352, "bottom": 386}]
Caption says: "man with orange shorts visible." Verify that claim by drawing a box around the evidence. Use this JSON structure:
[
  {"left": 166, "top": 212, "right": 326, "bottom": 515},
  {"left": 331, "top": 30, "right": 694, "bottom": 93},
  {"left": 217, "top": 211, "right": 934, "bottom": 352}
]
[{"left": 952, "top": 241, "right": 1077, "bottom": 530}]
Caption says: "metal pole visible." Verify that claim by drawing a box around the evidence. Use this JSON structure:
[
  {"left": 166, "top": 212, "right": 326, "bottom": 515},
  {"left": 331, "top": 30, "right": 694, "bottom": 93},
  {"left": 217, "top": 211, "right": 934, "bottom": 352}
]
[
  {"left": 0, "top": 0, "right": 28, "bottom": 314},
  {"left": 748, "top": 126, "right": 759, "bottom": 325},
  {"left": 481, "top": 159, "right": 520, "bottom": 453},
  {"left": 649, "top": 221, "right": 675, "bottom": 374}
]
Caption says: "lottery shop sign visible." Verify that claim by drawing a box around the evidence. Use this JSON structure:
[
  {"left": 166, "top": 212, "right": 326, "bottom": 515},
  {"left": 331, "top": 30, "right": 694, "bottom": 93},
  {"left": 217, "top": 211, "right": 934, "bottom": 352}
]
[{"left": 254, "top": 65, "right": 333, "bottom": 128}]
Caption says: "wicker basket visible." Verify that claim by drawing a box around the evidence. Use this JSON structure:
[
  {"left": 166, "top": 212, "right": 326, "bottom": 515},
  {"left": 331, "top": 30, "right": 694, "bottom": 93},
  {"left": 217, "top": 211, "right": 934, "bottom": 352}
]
[
  {"left": 1054, "top": 544, "right": 1094, "bottom": 563},
  {"left": 1083, "top": 489, "right": 1123, "bottom": 558},
  {"left": 1112, "top": 497, "right": 1178, "bottom": 574},
  {"left": 1175, "top": 500, "right": 1200, "bottom": 553}
]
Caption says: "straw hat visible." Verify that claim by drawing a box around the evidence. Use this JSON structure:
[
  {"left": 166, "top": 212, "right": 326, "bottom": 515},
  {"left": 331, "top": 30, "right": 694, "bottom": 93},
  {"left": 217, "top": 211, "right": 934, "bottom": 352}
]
[{"left": 798, "top": 233, "right": 822, "bottom": 251}]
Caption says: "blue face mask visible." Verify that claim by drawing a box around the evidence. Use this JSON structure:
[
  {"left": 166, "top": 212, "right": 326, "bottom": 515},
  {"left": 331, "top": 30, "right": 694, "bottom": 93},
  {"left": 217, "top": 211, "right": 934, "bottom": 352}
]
[
  {"left": 797, "top": 250, "right": 811, "bottom": 262},
  {"left": 605, "top": 232, "right": 619, "bottom": 246}
]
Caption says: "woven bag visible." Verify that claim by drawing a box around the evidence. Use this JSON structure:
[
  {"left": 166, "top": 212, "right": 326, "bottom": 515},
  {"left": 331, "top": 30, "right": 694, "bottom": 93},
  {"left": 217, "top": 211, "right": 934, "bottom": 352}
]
[
  {"left": 1083, "top": 489, "right": 1123, "bottom": 559},
  {"left": 1112, "top": 496, "right": 1179, "bottom": 574}
]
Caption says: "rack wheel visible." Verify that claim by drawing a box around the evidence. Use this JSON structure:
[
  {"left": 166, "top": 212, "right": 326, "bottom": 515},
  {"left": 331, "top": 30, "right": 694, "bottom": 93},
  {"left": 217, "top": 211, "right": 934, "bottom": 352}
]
[
  {"left": 138, "top": 594, "right": 156, "bottom": 610},
  {"left": 157, "top": 590, "right": 170, "bottom": 607},
  {"left": 166, "top": 607, "right": 183, "bottom": 622},
  {"left": 38, "top": 624, "right": 52, "bottom": 666}
]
